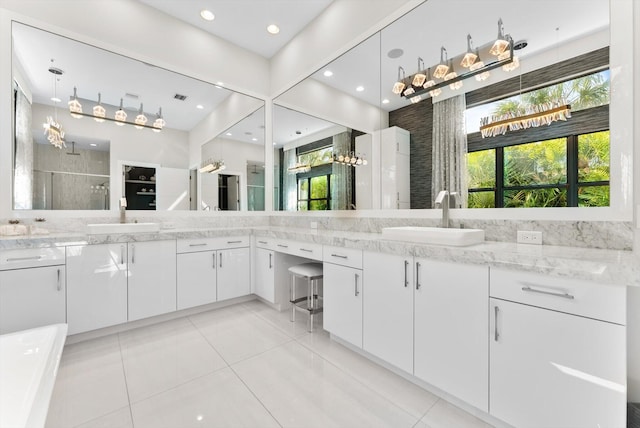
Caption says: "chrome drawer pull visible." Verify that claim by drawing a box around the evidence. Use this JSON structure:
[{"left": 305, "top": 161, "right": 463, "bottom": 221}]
[
  {"left": 404, "top": 260, "right": 409, "bottom": 287},
  {"left": 521, "top": 284, "right": 574, "bottom": 300},
  {"left": 6, "top": 256, "right": 42, "bottom": 262},
  {"left": 354, "top": 273, "right": 360, "bottom": 297},
  {"left": 415, "top": 262, "right": 421, "bottom": 290},
  {"left": 277, "top": 244, "right": 289, "bottom": 248},
  {"left": 189, "top": 243, "right": 208, "bottom": 247},
  {"left": 269, "top": 253, "right": 273, "bottom": 269},
  {"left": 227, "top": 240, "right": 242, "bottom": 244},
  {"left": 258, "top": 241, "right": 268, "bottom": 245},
  {"left": 330, "top": 253, "right": 348, "bottom": 259},
  {"left": 131, "top": 244, "right": 135, "bottom": 264},
  {"left": 494, "top": 306, "right": 500, "bottom": 342},
  {"left": 212, "top": 253, "right": 216, "bottom": 269},
  {"left": 300, "top": 248, "right": 313, "bottom": 253},
  {"left": 57, "top": 268, "right": 62, "bottom": 291},
  {"left": 120, "top": 245, "right": 125, "bottom": 265},
  {"left": 219, "top": 253, "right": 222, "bottom": 268}
]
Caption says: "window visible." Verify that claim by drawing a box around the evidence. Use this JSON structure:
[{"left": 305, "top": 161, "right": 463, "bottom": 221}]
[
  {"left": 297, "top": 175, "right": 330, "bottom": 210},
  {"left": 297, "top": 146, "right": 333, "bottom": 167},
  {"left": 466, "top": 70, "right": 610, "bottom": 208}
]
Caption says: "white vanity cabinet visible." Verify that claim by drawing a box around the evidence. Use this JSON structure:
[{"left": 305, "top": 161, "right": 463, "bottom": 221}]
[
  {"left": 323, "top": 246, "right": 363, "bottom": 348},
  {"left": 177, "top": 237, "right": 250, "bottom": 309},
  {"left": 0, "top": 248, "right": 66, "bottom": 334},
  {"left": 414, "top": 260, "right": 488, "bottom": 412},
  {"left": 66, "top": 243, "right": 128, "bottom": 335},
  {"left": 489, "top": 268, "right": 626, "bottom": 428},
  {"left": 254, "top": 244, "right": 275, "bottom": 302},
  {"left": 362, "top": 251, "right": 414, "bottom": 373},
  {"left": 128, "top": 240, "right": 177, "bottom": 321}
]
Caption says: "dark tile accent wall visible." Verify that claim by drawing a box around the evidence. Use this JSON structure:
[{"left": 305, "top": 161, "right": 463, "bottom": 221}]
[{"left": 389, "top": 101, "right": 434, "bottom": 209}]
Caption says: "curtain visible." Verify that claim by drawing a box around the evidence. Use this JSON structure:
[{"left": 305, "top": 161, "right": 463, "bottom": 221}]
[
  {"left": 331, "top": 131, "right": 352, "bottom": 210},
  {"left": 431, "top": 95, "right": 468, "bottom": 208},
  {"left": 282, "top": 148, "right": 297, "bottom": 210},
  {"left": 13, "top": 85, "right": 33, "bottom": 209}
]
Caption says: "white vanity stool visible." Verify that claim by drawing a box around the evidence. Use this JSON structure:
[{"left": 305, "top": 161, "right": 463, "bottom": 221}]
[{"left": 288, "top": 263, "right": 323, "bottom": 333}]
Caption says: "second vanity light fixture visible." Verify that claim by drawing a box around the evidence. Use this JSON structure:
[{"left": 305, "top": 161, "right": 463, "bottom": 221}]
[
  {"left": 392, "top": 18, "right": 519, "bottom": 103},
  {"left": 199, "top": 159, "right": 226, "bottom": 174},
  {"left": 68, "top": 88, "right": 166, "bottom": 132}
]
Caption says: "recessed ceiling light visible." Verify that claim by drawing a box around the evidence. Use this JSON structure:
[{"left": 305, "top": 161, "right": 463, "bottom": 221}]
[
  {"left": 90, "top": 143, "right": 97, "bottom": 147},
  {"left": 323, "top": 70, "right": 333, "bottom": 77},
  {"left": 50, "top": 97, "right": 61, "bottom": 103},
  {"left": 267, "top": 24, "right": 280, "bottom": 35},
  {"left": 226, "top": 132, "right": 232, "bottom": 136},
  {"left": 252, "top": 138, "right": 258, "bottom": 141},
  {"left": 382, "top": 99, "right": 390, "bottom": 104},
  {"left": 356, "top": 86, "right": 365, "bottom": 92},
  {"left": 196, "top": 104, "right": 204, "bottom": 109},
  {"left": 200, "top": 9, "right": 215, "bottom": 21},
  {"left": 215, "top": 82, "right": 224, "bottom": 87}
]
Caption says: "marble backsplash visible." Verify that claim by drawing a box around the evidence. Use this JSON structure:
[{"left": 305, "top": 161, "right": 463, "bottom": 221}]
[
  {"left": 268, "top": 215, "right": 634, "bottom": 251},
  {"left": 0, "top": 213, "right": 632, "bottom": 251}
]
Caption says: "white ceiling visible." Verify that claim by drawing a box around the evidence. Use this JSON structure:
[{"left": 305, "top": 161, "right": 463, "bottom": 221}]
[{"left": 137, "top": 0, "right": 334, "bottom": 59}]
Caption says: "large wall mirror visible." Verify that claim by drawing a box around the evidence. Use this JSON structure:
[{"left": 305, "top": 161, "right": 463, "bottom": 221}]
[
  {"left": 273, "top": 0, "right": 611, "bottom": 211},
  {"left": 11, "top": 22, "right": 265, "bottom": 211}
]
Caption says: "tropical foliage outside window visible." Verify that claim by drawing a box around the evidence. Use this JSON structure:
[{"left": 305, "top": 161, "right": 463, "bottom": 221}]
[
  {"left": 466, "top": 70, "right": 610, "bottom": 208},
  {"left": 297, "top": 146, "right": 333, "bottom": 167},
  {"left": 296, "top": 145, "right": 332, "bottom": 210}
]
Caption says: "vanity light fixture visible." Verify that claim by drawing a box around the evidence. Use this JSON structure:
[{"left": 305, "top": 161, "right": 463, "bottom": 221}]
[
  {"left": 93, "top": 93, "right": 106, "bottom": 122},
  {"left": 199, "top": 159, "right": 226, "bottom": 174},
  {"left": 134, "top": 103, "right": 148, "bottom": 129},
  {"left": 287, "top": 163, "right": 311, "bottom": 174},
  {"left": 392, "top": 18, "right": 516, "bottom": 102},
  {"left": 114, "top": 98, "right": 127, "bottom": 125},
  {"left": 68, "top": 87, "right": 83, "bottom": 118},
  {"left": 331, "top": 152, "right": 367, "bottom": 166},
  {"left": 152, "top": 108, "right": 165, "bottom": 132},
  {"left": 479, "top": 101, "right": 571, "bottom": 138},
  {"left": 43, "top": 62, "right": 66, "bottom": 148}
]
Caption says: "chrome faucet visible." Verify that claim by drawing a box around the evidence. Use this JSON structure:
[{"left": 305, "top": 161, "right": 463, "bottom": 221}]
[
  {"left": 435, "top": 190, "right": 458, "bottom": 228},
  {"left": 119, "top": 197, "right": 127, "bottom": 224}
]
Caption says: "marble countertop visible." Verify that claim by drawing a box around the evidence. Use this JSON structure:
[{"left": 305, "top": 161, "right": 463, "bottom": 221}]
[{"left": 1, "top": 226, "right": 637, "bottom": 287}]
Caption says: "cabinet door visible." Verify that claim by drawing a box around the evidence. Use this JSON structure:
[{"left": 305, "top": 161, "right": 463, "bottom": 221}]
[
  {"left": 254, "top": 248, "right": 275, "bottom": 302},
  {"left": 177, "top": 251, "right": 216, "bottom": 310},
  {"left": 0, "top": 265, "right": 66, "bottom": 334},
  {"left": 217, "top": 247, "right": 250, "bottom": 301},
  {"left": 414, "top": 260, "right": 488, "bottom": 412},
  {"left": 128, "top": 240, "right": 177, "bottom": 321},
  {"left": 362, "top": 251, "right": 413, "bottom": 373},
  {"left": 323, "top": 263, "right": 363, "bottom": 348},
  {"left": 67, "top": 244, "right": 128, "bottom": 335},
  {"left": 490, "top": 298, "right": 626, "bottom": 428}
]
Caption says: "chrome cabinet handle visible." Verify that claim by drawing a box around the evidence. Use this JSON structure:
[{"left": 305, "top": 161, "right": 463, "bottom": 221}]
[
  {"left": 219, "top": 252, "right": 222, "bottom": 268},
  {"left": 331, "top": 253, "right": 348, "bottom": 259},
  {"left": 494, "top": 306, "right": 500, "bottom": 342},
  {"left": 404, "top": 260, "right": 409, "bottom": 287},
  {"left": 120, "top": 245, "right": 124, "bottom": 265},
  {"left": 212, "top": 253, "right": 216, "bottom": 269},
  {"left": 258, "top": 240, "right": 268, "bottom": 245},
  {"left": 57, "top": 268, "right": 62, "bottom": 291},
  {"left": 227, "top": 240, "right": 242, "bottom": 244},
  {"left": 354, "top": 273, "right": 360, "bottom": 297},
  {"left": 6, "top": 256, "right": 42, "bottom": 262},
  {"left": 300, "top": 248, "right": 313, "bottom": 253},
  {"left": 415, "top": 262, "right": 421, "bottom": 290},
  {"left": 131, "top": 244, "right": 135, "bottom": 264},
  {"left": 189, "top": 243, "right": 207, "bottom": 247},
  {"left": 269, "top": 253, "right": 272, "bottom": 269},
  {"left": 277, "top": 244, "right": 288, "bottom": 248},
  {"left": 521, "top": 283, "right": 575, "bottom": 300}
]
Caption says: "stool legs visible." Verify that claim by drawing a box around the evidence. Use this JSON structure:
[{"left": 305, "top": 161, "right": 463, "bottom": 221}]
[
  {"left": 290, "top": 275, "right": 296, "bottom": 323},
  {"left": 307, "top": 278, "right": 314, "bottom": 333}
]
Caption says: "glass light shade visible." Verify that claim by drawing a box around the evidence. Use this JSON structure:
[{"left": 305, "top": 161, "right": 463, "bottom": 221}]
[
  {"left": 338, "top": 155, "right": 344, "bottom": 162},
  {"left": 344, "top": 155, "right": 351, "bottom": 163},
  {"left": 356, "top": 158, "right": 362, "bottom": 165},
  {"left": 410, "top": 95, "right": 422, "bottom": 104},
  {"left": 362, "top": 159, "right": 368, "bottom": 166},
  {"left": 429, "top": 88, "right": 442, "bottom": 97},
  {"left": 403, "top": 86, "right": 415, "bottom": 96},
  {"left": 153, "top": 117, "right": 165, "bottom": 132},
  {"left": 423, "top": 79, "right": 436, "bottom": 90},
  {"left": 412, "top": 73, "right": 427, "bottom": 87},
  {"left": 433, "top": 63, "right": 449, "bottom": 79},
  {"left": 93, "top": 104, "right": 106, "bottom": 122},
  {"left": 470, "top": 61, "right": 490, "bottom": 81},
  {"left": 134, "top": 113, "right": 147, "bottom": 129},
  {"left": 114, "top": 109, "right": 127, "bottom": 126},
  {"left": 501, "top": 55, "right": 520, "bottom": 72},
  {"left": 392, "top": 81, "right": 406, "bottom": 95},
  {"left": 490, "top": 38, "right": 510, "bottom": 56},
  {"left": 460, "top": 51, "right": 477, "bottom": 68},
  {"left": 68, "top": 99, "right": 83, "bottom": 118},
  {"left": 43, "top": 116, "right": 65, "bottom": 149},
  {"left": 444, "top": 71, "right": 462, "bottom": 90},
  {"left": 350, "top": 156, "right": 357, "bottom": 164}
]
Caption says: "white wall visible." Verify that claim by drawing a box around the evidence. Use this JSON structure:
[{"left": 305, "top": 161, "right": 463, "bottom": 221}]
[
  {"left": 269, "top": 0, "right": 425, "bottom": 97},
  {"left": 276, "top": 79, "right": 387, "bottom": 134}
]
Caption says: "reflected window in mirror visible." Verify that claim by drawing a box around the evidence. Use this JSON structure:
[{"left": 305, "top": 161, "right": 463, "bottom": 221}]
[{"left": 466, "top": 68, "right": 610, "bottom": 208}]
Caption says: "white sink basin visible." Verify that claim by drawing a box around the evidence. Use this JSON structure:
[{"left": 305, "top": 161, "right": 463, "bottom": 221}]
[
  {"left": 382, "top": 226, "right": 485, "bottom": 246},
  {"left": 87, "top": 222, "right": 160, "bottom": 234}
]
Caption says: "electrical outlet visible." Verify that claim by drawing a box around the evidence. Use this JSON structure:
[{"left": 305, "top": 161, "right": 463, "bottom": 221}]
[
  {"left": 517, "top": 230, "right": 542, "bottom": 245},
  {"left": 162, "top": 222, "right": 175, "bottom": 229}
]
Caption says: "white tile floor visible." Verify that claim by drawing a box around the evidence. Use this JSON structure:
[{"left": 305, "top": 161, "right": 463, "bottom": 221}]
[{"left": 45, "top": 300, "right": 494, "bottom": 428}]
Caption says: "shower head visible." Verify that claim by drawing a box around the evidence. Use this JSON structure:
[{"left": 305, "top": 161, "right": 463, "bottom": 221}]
[{"left": 67, "top": 141, "right": 81, "bottom": 155}]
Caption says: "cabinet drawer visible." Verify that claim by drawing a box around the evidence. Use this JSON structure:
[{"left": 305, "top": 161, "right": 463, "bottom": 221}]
[
  {"left": 274, "top": 239, "right": 322, "bottom": 260},
  {"left": 323, "top": 246, "right": 362, "bottom": 269},
  {"left": 490, "top": 268, "right": 625, "bottom": 324},
  {"left": 255, "top": 237, "right": 276, "bottom": 251},
  {"left": 0, "top": 247, "right": 65, "bottom": 270},
  {"left": 177, "top": 236, "right": 249, "bottom": 253}
]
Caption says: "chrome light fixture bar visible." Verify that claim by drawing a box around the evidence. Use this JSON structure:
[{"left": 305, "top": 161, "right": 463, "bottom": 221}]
[
  {"left": 479, "top": 102, "right": 571, "bottom": 138},
  {"left": 331, "top": 152, "right": 368, "bottom": 166},
  {"left": 199, "top": 159, "right": 226, "bottom": 174},
  {"left": 394, "top": 19, "right": 516, "bottom": 101},
  {"left": 68, "top": 89, "right": 165, "bottom": 131},
  {"left": 287, "top": 163, "right": 311, "bottom": 174}
]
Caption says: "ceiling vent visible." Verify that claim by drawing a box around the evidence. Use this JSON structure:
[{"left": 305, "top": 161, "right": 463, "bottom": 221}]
[{"left": 174, "top": 93, "right": 188, "bottom": 101}]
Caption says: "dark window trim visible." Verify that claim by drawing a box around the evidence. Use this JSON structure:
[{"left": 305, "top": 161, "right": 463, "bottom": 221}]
[{"left": 296, "top": 173, "right": 332, "bottom": 211}]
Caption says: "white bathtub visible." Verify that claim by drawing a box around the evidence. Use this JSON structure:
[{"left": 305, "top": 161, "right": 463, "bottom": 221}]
[{"left": 0, "top": 324, "right": 67, "bottom": 428}]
